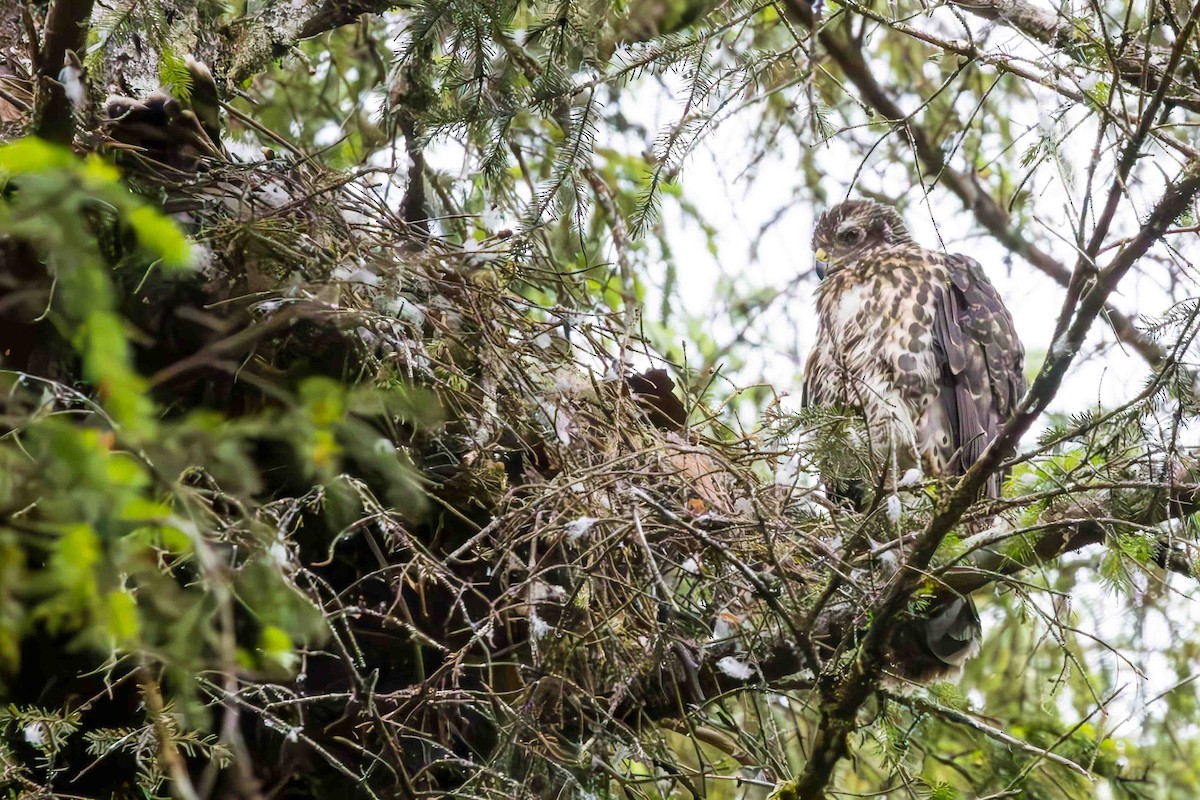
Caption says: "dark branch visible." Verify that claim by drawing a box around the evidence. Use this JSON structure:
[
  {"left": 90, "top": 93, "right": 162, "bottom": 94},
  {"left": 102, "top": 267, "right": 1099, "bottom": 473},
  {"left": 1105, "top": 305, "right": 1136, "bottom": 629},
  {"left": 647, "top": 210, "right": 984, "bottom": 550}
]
[
  {"left": 944, "top": 509, "right": 1199, "bottom": 597},
  {"left": 780, "top": 0, "right": 1177, "bottom": 372},
  {"left": 770, "top": 3, "right": 1200, "bottom": 785},
  {"left": 297, "top": 0, "right": 400, "bottom": 39},
  {"left": 951, "top": 0, "right": 1200, "bottom": 115},
  {"left": 789, "top": 162, "right": 1200, "bottom": 799},
  {"left": 35, "top": 0, "right": 93, "bottom": 143},
  {"left": 221, "top": 0, "right": 410, "bottom": 84}
]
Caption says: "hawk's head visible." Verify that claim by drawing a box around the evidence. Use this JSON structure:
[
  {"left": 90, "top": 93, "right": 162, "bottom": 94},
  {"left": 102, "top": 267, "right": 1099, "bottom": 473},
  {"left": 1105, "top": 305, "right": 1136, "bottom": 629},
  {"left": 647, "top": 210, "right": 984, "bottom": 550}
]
[{"left": 811, "top": 199, "right": 911, "bottom": 278}]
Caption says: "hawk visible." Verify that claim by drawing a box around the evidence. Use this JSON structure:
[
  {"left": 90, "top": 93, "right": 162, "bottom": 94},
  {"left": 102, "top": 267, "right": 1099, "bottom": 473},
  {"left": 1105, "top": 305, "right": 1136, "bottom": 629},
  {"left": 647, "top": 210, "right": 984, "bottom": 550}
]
[{"left": 803, "top": 198, "right": 1025, "bottom": 681}]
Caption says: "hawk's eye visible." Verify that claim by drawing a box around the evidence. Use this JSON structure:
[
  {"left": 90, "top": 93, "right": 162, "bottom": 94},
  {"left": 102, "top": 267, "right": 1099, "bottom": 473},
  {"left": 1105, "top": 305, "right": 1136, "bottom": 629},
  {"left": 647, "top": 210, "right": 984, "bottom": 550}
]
[{"left": 839, "top": 227, "right": 863, "bottom": 245}]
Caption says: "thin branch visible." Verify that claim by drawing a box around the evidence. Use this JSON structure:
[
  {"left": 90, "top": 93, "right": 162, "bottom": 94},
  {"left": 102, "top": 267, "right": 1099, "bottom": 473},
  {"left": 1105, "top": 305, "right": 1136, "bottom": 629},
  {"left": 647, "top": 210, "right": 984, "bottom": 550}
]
[
  {"left": 780, "top": 0, "right": 1179, "bottom": 371},
  {"left": 885, "top": 691, "right": 1092, "bottom": 778},
  {"left": 136, "top": 666, "right": 202, "bottom": 800},
  {"left": 790, "top": 158, "right": 1200, "bottom": 798},
  {"left": 952, "top": 0, "right": 1200, "bottom": 115},
  {"left": 1054, "top": 0, "right": 1200, "bottom": 343}
]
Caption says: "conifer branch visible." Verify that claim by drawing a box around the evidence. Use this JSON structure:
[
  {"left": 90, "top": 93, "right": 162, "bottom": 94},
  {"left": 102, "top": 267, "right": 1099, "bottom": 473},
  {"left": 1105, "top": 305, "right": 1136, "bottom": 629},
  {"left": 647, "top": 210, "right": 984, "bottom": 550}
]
[
  {"left": 790, "top": 162, "right": 1200, "bottom": 799},
  {"left": 951, "top": 0, "right": 1200, "bottom": 115},
  {"left": 779, "top": 0, "right": 1184, "bottom": 373}
]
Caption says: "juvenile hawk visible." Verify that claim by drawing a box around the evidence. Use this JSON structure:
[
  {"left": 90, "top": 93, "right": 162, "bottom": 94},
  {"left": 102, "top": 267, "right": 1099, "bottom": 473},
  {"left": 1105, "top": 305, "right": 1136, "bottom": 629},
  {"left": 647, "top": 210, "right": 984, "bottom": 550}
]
[
  {"left": 804, "top": 199, "right": 1025, "bottom": 499},
  {"left": 803, "top": 199, "right": 1025, "bottom": 681}
]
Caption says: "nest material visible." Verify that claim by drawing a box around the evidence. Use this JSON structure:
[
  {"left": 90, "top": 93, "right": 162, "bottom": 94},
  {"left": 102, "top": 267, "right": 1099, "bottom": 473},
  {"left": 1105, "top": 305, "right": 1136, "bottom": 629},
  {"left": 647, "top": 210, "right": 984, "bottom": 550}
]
[
  {"left": 0, "top": 81, "right": 966, "bottom": 797},
  {"left": 175, "top": 178, "right": 836, "bottom": 793}
]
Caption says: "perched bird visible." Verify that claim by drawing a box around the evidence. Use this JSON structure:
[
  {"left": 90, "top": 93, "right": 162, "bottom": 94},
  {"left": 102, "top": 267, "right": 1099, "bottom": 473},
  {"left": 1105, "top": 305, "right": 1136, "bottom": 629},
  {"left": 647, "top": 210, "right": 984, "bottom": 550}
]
[
  {"left": 803, "top": 198, "right": 1025, "bottom": 681},
  {"left": 804, "top": 199, "right": 1025, "bottom": 499}
]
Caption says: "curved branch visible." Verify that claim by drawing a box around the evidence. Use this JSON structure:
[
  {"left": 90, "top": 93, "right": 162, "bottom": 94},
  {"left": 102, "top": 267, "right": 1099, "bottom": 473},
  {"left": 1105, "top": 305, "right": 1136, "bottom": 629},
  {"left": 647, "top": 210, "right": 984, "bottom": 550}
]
[
  {"left": 951, "top": 0, "right": 1200, "bottom": 115},
  {"left": 781, "top": 0, "right": 1177, "bottom": 371},
  {"left": 944, "top": 505, "right": 1199, "bottom": 596},
  {"left": 789, "top": 160, "right": 1200, "bottom": 798},
  {"left": 220, "top": 0, "right": 410, "bottom": 84}
]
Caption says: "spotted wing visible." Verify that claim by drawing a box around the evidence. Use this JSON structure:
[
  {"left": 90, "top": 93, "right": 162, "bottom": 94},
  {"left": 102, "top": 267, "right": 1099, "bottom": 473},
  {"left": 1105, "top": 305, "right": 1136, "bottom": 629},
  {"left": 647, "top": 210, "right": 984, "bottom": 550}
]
[{"left": 931, "top": 254, "right": 1025, "bottom": 497}]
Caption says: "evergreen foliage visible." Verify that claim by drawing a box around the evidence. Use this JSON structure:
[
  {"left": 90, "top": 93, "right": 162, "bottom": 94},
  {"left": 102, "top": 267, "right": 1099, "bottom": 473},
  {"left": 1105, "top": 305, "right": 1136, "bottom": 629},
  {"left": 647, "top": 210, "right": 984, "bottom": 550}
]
[{"left": 0, "top": 0, "right": 1199, "bottom": 797}]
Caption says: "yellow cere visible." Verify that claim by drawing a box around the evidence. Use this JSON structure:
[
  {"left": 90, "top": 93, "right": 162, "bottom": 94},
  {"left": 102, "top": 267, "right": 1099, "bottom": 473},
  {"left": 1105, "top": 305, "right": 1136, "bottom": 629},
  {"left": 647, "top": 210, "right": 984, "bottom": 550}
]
[{"left": 815, "top": 247, "right": 828, "bottom": 262}]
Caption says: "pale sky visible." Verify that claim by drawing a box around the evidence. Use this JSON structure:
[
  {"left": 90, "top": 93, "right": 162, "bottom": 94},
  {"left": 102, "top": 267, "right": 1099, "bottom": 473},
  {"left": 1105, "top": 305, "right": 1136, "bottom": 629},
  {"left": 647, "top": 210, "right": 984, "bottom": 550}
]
[
  {"left": 597, "top": 37, "right": 1200, "bottom": 735},
  {"left": 624, "top": 70, "right": 1196, "bottom": 429},
  {"left": 394, "top": 5, "right": 1200, "bottom": 731}
]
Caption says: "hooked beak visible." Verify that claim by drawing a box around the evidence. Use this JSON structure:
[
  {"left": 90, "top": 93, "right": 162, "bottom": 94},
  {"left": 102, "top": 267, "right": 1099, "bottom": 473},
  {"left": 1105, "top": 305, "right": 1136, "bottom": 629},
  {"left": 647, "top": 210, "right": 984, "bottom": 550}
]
[{"left": 814, "top": 247, "right": 829, "bottom": 280}]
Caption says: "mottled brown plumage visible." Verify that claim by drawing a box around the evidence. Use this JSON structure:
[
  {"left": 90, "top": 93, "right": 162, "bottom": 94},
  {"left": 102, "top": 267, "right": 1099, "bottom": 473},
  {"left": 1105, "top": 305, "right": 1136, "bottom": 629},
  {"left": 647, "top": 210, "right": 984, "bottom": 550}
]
[
  {"left": 803, "top": 199, "right": 1025, "bottom": 681},
  {"left": 804, "top": 199, "right": 1025, "bottom": 498}
]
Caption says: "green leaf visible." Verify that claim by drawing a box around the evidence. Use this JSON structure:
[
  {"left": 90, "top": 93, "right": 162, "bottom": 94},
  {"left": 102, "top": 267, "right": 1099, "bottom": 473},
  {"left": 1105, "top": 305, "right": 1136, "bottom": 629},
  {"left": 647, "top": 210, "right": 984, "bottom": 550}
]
[
  {"left": 125, "top": 205, "right": 193, "bottom": 269},
  {"left": 299, "top": 377, "right": 347, "bottom": 427},
  {"left": 104, "top": 589, "right": 141, "bottom": 643},
  {"left": 0, "top": 138, "right": 75, "bottom": 176}
]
